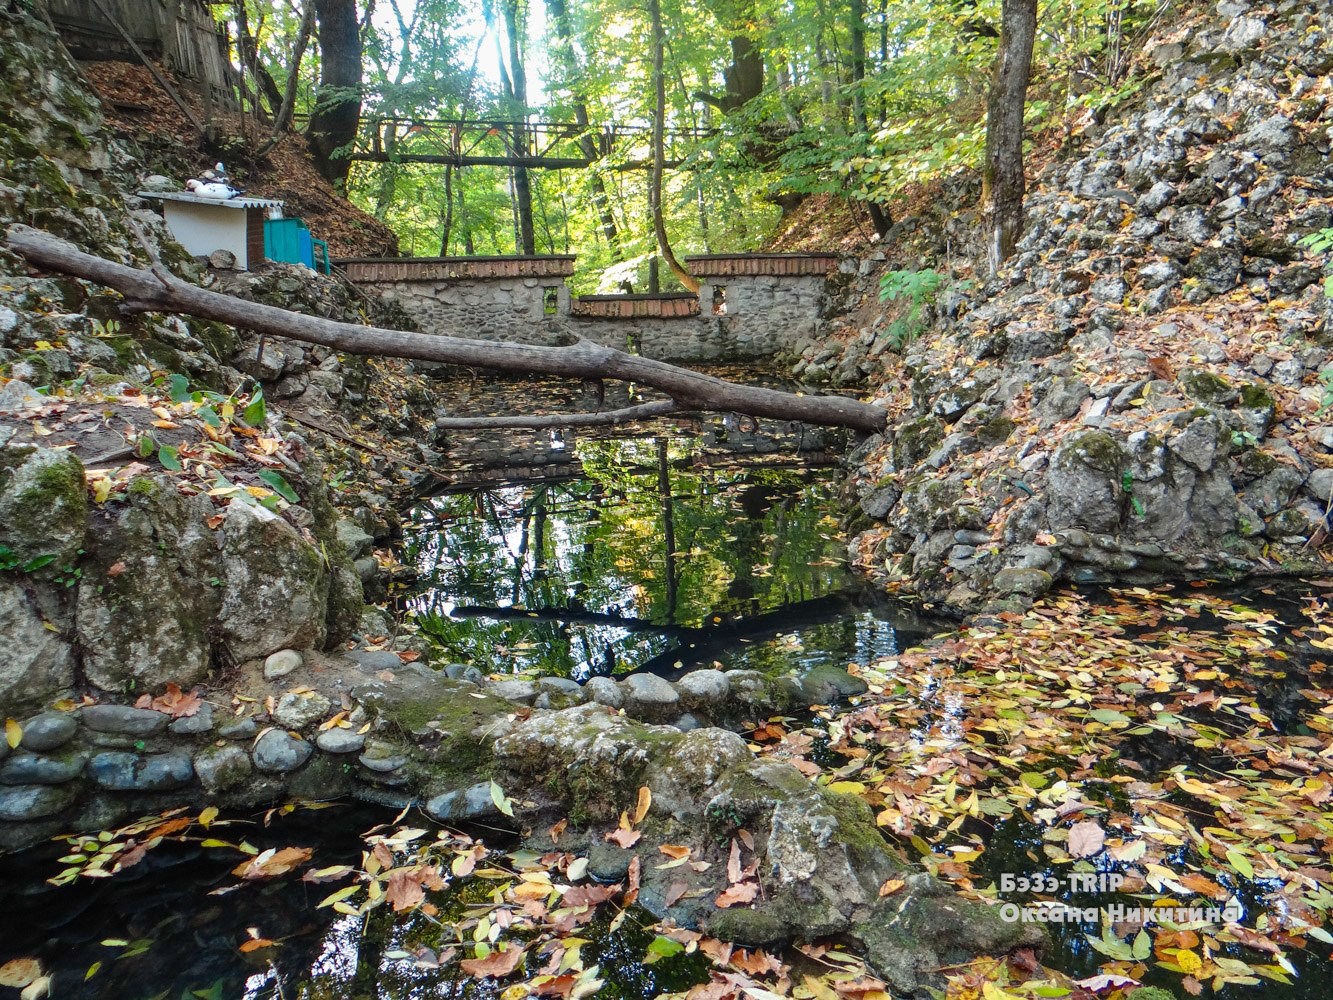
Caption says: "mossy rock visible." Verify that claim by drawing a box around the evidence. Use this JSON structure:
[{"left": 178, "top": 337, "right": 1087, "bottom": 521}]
[
  {"left": 1180, "top": 370, "right": 1238, "bottom": 406},
  {"left": 75, "top": 474, "right": 220, "bottom": 693},
  {"left": 975, "top": 414, "right": 1018, "bottom": 445},
  {"left": 0, "top": 444, "right": 88, "bottom": 572}
]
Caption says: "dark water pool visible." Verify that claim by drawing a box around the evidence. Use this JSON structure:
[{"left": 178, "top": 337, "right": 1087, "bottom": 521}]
[
  {"left": 398, "top": 429, "right": 936, "bottom": 681},
  {"left": 0, "top": 804, "right": 710, "bottom": 1000}
]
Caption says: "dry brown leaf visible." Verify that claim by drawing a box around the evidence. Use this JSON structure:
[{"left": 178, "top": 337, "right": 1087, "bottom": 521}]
[
  {"left": 659, "top": 844, "right": 692, "bottom": 859},
  {"left": 460, "top": 945, "right": 526, "bottom": 978},
  {"left": 730, "top": 948, "right": 782, "bottom": 976},
  {"left": 604, "top": 826, "right": 641, "bottom": 849},
  {"left": 1067, "top": 819, "right": 1106, "bottom": 858},
  {"left": 633, "top": 785, "right": 652, "bottom": 825},
  {"left": 714, "top": 881, "right": 759, "bottom": 908},
  {"left": 562, "top": 883, "right": 621, "bottom": 908},
  {"left": 386, "top": 870, "right": 427, "bottom": 912},
  {"left": 232, "top": 846, "right": 313, "bottom": 879},
  {"left": 0, "top": 958, "right": 41, "bottom": 988},
  {"left": 727, "top": 838, "right": 746, "bottom": 884},
  {"left": 877, "top": 878, "right": 905, "bottom": 897}
]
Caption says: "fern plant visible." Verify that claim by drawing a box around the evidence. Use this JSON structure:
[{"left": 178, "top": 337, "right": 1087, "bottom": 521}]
[
  {"left": 1297, "top": 227, "right": 1333, "bottom": 299},
  {"left": 1296, "top": 228, "right": 1333, "bottom": 413},
  {"left": 877, "top": 268, "right": 948, "bottom": 350}
]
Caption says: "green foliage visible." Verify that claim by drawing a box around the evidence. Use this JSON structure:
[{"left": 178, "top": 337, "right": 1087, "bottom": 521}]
[
  {"left": 257, "top": 469, "right": 298, "bottom": 503},
  {"left": 877, "top": 267, "right": 947, "bottom": 350},
  {"left": 0, "top": 544, "right": 56, "bottom": 574},
  {"left": 219, "top": 0, "right": 1174, "bottom": 284},
  {"left": 1297, "top": 227, "right": 1333, "bottom": 298}
]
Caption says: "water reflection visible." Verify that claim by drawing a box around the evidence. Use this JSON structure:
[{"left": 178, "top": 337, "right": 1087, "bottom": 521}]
[
  {"left": 401, "top": 434, "right": 929, "bottom": 680},
  {"left": 0, "top": 805, "right": 707, "bottom": 1000}
]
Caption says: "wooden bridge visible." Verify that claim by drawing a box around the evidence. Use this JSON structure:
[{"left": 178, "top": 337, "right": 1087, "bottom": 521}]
[{"left": 342, "top": 116, "right": 716, "bottom": 170}]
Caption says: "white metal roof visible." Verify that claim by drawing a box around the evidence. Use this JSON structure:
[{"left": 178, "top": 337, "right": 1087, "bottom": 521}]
[{"left": 137, "top": 191, "right": 286, "bottom": 210}]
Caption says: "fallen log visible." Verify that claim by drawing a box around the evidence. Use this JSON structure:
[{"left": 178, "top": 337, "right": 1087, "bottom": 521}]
[{"left": 5, "top": 225, "right": 888, "bottom": 433}]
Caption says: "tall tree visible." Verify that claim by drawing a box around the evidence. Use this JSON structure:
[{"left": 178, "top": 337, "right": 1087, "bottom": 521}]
[
  {"left": 548, "top": 0, "right": 622, "bottom": 259},
  {"left": 982, "top": 0, "right": 1037, "bottom": 276},
  {"left": 307, "top": 0, "right": 363, "bottom": 190},
  {"left": 694, "top": 0, "right": 763, "bottom": 114},
  {"left": 498, "top": 0, "right": 536, "bottom": 254},
  {"left": 256, "top": 2, "right": 317, "bottom": 157},
  {"left": 849, "top": 0, "right": 890, "bottom": 237},
  {"left": 649, "top": 0, "right": 699, "bottom": 292}
]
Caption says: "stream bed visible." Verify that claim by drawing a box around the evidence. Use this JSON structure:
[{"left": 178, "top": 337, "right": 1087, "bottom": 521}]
[{"left": 0, "top": 380, "right": 1329, "bottom": 999}]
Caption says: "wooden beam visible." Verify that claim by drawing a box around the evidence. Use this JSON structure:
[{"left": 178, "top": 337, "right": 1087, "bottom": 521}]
[{"left": 346, "top": 151, "right": 687, "bottom": 171}]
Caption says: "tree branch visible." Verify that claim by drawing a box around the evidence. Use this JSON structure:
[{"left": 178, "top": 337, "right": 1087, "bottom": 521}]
[{"left": 5, "top": 226, "right": 887, "bottom": 433}]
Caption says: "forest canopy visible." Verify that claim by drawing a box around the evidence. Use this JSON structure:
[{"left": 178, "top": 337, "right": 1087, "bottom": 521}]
[{"left": 221, "top": 0, "right": 1169, "bottom": 289}]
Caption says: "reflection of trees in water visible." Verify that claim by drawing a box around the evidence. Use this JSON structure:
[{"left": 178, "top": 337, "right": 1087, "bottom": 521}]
[{"left": 399, "top": 436, "right": 879, "bottom": 678}]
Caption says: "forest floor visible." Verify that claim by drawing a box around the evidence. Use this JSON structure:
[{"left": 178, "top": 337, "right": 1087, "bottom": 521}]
[{"left": 80, "top": 60, "right": 398, "bottom": 258}]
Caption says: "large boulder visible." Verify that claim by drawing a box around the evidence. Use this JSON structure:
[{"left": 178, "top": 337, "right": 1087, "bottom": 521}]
[
  {"left": 0, "top": 579, "right": 74, "bottom": 709},
  {"left": 487, "top": 703, "right": 1044, "bottom": 993},
  {"left": 0, "top": 444, "right": 87, "bottom": 572},
  {"left": 76, "top": 476, "right": 219, "bottom": 693},
  {"left": 1046, "top": 431, "right": 1127, "bottom": 532},
  {"left": 216, "top": 500, "right": 330, "bottom": 661}
]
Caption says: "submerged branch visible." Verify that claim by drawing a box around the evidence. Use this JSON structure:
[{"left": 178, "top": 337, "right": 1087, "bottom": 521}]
[{"left": 433, "top": 400, "right": 680, "bottom": 430}]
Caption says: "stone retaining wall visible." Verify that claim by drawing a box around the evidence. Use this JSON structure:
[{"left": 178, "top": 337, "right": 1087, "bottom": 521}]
[
  {"left": 337, "top": 254, "right": 847, "bottom": 363},
  {"left": 0, "top": 651, "right": 866, "bottom": 850}
]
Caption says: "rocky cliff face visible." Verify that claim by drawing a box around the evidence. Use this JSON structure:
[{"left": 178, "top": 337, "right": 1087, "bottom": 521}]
[
  {"left": 841, "top": 0, "right": 1333, "bottom": 611},
  {"left": 0, "top": 11, "right": 440, "bottom": 713}
]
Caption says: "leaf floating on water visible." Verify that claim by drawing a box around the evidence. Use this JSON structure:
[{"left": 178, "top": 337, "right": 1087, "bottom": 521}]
[
  {"left": 1225, "top": 848, "right": 1254, "bottom": 879},
  {"left": 0, "top": 958, "right": 41, "bottom": 988},
  {"left": 460, "top": 944, "right": 526, "bottom": 978},
  {"left": 232, "top": 846, "right": 312, "bottom": 880},
  {"left": 1067, "top": 820, "right": 1105, "bottom": 858}
]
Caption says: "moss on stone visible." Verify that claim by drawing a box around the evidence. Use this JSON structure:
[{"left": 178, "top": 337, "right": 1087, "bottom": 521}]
[
  {"left": 975, "top": 414, "right": 1017, "bottom": 445},
  {"left": 1066, "top": 430, "right": 1127, "bottom": 473},
  {"left": 706, "top": 903, "right": 801, "bottom": 946},
  {"left": 1239, "top": 383, "right": 1275, "bottom": 411},
  {"left": 1181, "top": 370, "right": 1236, "bottom": 405},
  {"left": 0, "top": 446, "right": 88, "bottom": 569}
]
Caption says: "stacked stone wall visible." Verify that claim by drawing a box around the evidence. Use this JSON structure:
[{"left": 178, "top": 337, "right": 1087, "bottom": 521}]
[{"left": 344, "top": 260, "right": 840, "bottom": 363}]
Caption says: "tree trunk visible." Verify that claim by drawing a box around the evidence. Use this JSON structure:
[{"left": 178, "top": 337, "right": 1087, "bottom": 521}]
[
  {"left": 234, "top": 1, "right": 282, "bottom": 116},
  {"left": 649, "top": 0, "right": 699, "bottom": 293},
  {"left": 440, "top": 164, "right": 454, "bottom": 255},
  {"left": 849, "top": 0, "right": 891, "bottom": 238},
  {"left": 255, "top": 1, "right": 316, "bottom": 158},
  {"left": 695, "top": 0, "right": 764, "bottom": 115},
  {"left": 6, "top": 225, "right": 885, "bottom": 432},
  {"left": 501, "top": 0, "right": 536, "bottom": 254},
  {"left": 548, "top": 0, "right": 622, "bottom": 259},
  {"left": 982, "top": 0, "right": 1037, "bottom": 277},
  {"left": 307, "top": 0, "right": 363, "bottom": 190}
]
